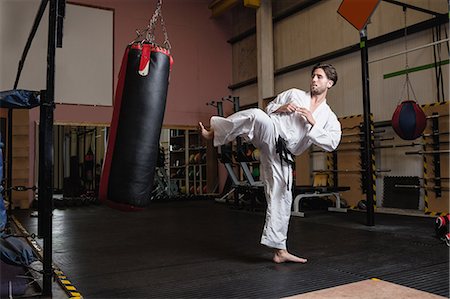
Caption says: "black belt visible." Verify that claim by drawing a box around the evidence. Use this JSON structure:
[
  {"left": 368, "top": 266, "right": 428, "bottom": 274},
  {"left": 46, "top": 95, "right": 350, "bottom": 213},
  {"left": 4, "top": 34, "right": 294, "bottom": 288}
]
[
  {"left": 276, "top": 137, "right": 295, "bottom": 166},
  {"left": 276, "top": 137, "right": 295, "bottom": 190}
]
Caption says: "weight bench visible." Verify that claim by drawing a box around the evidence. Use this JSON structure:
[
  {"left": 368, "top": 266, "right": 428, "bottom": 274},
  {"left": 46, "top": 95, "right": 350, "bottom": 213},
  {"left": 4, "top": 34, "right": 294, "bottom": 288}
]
[
  {"left": 215, "top": 145, "right": 266, "bottom": 207},
  {"left": 239, "top": 162, "right": 264, "bottom": 188},
  {"left": 215, "top": 162, "right": 248, "bottom": 203},
  {"left": 215, "top": 145, "right": 258, "bottom": 203},
  {"left": 291, "top": 186, "right": 350, "bottom": 217}
]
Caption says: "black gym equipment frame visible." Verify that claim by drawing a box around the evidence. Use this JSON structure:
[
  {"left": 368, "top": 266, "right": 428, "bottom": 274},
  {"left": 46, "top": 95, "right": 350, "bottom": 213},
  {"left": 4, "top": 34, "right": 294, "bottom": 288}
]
[
  {"left": 9, "top": 0, "right": 65, "bottom": 295},
  {"left": 41, "top": 0, "right": 62, "bottom": 295},
  {"left": 359, "top": 28, "right": 375, "bottom": 226},
  {"left": 357, "top": 0, "right": 449, "bottom": 226}
]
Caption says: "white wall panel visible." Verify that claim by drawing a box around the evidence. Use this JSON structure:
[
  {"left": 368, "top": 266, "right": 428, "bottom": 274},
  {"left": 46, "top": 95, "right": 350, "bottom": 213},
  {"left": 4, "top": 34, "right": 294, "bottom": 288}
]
[
  {"left": 273, "top": 29, "right": 449, "bottom": 122},
  {"left": 1, "top": 1, "right": 113, "bottom": 106},
  {"left": 233, "top": 83, "right": 258, "bottom": 107}
]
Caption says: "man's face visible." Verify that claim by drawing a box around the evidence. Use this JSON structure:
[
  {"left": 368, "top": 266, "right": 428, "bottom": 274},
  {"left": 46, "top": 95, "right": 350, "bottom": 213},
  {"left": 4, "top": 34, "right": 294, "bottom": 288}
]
[{"left": 310, "top": 68, "right": 333, "bottom": 96}]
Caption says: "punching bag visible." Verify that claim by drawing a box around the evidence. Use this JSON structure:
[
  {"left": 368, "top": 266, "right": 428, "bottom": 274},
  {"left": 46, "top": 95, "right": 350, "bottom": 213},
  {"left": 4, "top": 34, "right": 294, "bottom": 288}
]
[
  {"left": 99, "top": 42, "right": 173, "bottom": 210},
  {"left": 391, "top": 100, "right": 427, "bottom": 140}
]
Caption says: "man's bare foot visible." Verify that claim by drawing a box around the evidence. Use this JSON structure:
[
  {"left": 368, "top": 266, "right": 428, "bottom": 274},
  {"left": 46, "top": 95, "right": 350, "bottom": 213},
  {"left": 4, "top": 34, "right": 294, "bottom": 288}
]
[
  {"left": 199, "top": 122, "right": 214, "bottom": 140},
  {"left": 273, "top": 249, "right": 307, "bottom": 264}
]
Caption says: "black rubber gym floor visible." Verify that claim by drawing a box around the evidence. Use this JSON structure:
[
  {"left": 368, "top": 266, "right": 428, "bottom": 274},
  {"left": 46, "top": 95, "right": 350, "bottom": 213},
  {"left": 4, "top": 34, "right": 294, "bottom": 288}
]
[{"left": 13, "top": 200, "right": 449, "bottom": 298}]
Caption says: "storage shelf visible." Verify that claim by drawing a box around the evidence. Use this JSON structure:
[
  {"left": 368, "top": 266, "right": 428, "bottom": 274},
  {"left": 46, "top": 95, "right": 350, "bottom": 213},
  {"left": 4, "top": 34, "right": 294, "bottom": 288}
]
[
  {"left": 170, "top": 149, "right": 185, "bottom": 153},
  {"left": 165, "top": 128, "right": 217, "bottom": 196}
]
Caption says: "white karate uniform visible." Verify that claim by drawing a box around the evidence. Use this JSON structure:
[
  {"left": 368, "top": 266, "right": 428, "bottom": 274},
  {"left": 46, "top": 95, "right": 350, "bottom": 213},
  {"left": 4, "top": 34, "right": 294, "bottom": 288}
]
[{"left": 211, "top": 88, "right": 341, "bottom": 249}]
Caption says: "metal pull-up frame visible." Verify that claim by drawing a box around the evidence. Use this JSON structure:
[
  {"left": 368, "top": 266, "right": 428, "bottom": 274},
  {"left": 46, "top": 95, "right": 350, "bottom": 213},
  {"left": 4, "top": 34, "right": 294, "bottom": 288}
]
[
  {"left": 8, "top": 0, "right": 65, "bottom": 296},
  {"left": 338, "top": 0, "right": 449, "bottom": 226}
]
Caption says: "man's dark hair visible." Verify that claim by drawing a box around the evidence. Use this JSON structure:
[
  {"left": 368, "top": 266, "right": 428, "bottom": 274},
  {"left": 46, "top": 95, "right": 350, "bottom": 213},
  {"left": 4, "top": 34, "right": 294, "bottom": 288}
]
[{"left": 312, "top": 63, "right": 338, "bottom": 87}]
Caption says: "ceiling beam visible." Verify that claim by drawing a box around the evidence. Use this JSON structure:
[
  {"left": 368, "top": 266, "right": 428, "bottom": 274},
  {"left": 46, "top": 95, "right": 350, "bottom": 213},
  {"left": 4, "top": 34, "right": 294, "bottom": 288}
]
[
  {"left": 244, "top": 0, "right": 260, "bottom": 9},
  {"left": 208, "top": 0, "right": 238, "bottom": 18}
]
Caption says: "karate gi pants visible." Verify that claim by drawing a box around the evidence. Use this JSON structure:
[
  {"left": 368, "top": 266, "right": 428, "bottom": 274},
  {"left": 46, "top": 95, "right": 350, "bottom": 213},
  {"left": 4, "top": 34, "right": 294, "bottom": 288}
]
[{"left": 210, "top": 108, "right": 293, "bottom": 250}]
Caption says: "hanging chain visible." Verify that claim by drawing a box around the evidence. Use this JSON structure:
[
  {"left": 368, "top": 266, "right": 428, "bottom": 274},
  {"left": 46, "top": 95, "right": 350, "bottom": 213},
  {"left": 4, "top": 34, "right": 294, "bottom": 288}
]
[
  {"left": 146, "top": 0, "right": 162, "bottom": 42},
  {"left": 159, "top": 11, "right": 171, "bottom": 50},
  {"left": 400, "top": 7, "right": 417, "bottom": 102},
  {"left": 403, "top": 7, "right": 410, "bottom": 101},
  {"left": 131, "top": 0, "right": 171, "bottom": 50}
]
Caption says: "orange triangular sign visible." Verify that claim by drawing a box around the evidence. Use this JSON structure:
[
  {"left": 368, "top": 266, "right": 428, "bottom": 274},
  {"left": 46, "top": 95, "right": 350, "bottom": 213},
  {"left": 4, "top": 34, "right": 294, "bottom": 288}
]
[{"left": 338, "top": 0, "right": 381, "bottom": 31}]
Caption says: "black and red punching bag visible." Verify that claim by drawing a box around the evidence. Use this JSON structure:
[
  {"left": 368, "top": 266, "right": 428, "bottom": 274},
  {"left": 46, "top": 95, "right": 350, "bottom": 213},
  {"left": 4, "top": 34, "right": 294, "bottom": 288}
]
[
  {"left": 391, "top": 100, "right": 426, "bottom": 140},
  {"left": 99, "top": 42, "right": 173, "bottom": 210}
]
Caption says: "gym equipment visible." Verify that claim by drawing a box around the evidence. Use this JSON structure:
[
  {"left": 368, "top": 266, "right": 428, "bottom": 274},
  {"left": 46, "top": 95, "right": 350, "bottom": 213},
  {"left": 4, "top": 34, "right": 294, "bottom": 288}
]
[
  {"left": 369, "top": 38, "right": 449, "bottom": 64},
  {"left": 375, "top": 141, "right": 449, "bottom": 149},
  {"left": 5, "top": 0, "right": 63, "bottom": 292},
  {"left": 395, "top": 184, "right": 449, "bottom": 191},
  {"left": 84, "top": 146, "right": 94, "bottom": 189},
  {"left": 214, "top": 139, "right": 265, "bottom": 207},
  {"left": 357, "top": 199, "right": 367, "bottom": 210},
  {"left": 99, "top": 0, "right": 173, "bottom": 210},
  {"left": 0, "top": 90, "right": 40, "bottom": 208},
  {"left": 313, "top": 169, "right": 390, "bottom": 174},
  {"left": 252, "top": 148, "right": 260, "bottom": 161},
  {"left": 209, "top": 96, "right": 265, "bottom": 208},
  {"left": 426, "top": 110, "right": 447, "bottom": 199},
  {"left": 0, "top": 90, "right": 40, "bottom": 109},
  {"left": 341, "top": 129, "right": 384, "bottom": 137},
  {"left": 422, "top": 131, "right": 449, "bottom": 138},
  {"left": 337, "top": 1, "right": 449, "bottom": 225},
  {"left": 194, "top": 153, "right": 201, "bottom": 163},
  {"left": 405, "top": 150, "right": 450, "bottom": 155},
  {"left": 99, "top": 42, "right": 172, "bottom": 210},
  {"left": 392, "top": 100, "right": 427, "bottom": 140},
  {"left": 236, "top": 142, "right": 258, "bottom": 162},
  {"left": 435, "top": 214, "right": 450, "bottom": 246},
  {"left": 150, "top": 147, "right": 178, "bottom": 201},
  {"left": 291, "top": 185, "right": 350, "bottom": 217},
  {"left": 220, "top": 160, "right": 265, "bottom": 208},
  {"left": 332, "top": 116, "right": 375, "bottom": 210},
  {"left": 384, "top": 176, "right": 421, "bottom": 209},
  {"left": 342, "top": 1, "right": 377, "bottom": 225},
  {"left": 390, "top": 8, "right": 428, "bottom": 141}
]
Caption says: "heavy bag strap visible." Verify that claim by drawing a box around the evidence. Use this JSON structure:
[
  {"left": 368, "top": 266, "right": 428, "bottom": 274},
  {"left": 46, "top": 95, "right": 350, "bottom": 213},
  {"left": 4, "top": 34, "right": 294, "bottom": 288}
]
[
  {"left": 131, "top": 0, "right": 171, "bottom": 51},
  {"left": 398, "top": 7, "right": 418, "bottom": 105},
  {"left": 399, "top": 73, "right": 418, "bottom": 105},
  {"left": 276, "top": 137, "right": 295, "bottom": 191}
]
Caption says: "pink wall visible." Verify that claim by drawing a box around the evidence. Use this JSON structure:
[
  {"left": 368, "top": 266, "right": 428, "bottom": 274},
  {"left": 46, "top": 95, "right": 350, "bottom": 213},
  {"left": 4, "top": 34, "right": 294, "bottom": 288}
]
[
  {"left": 26, "top": 0, "right": 231, "bottom": 204},
  {"left": 30, "top": 0, "right": 232, "bottom": 125},
  {"left": 51, "top": 0, "right": 233, "bottom": 127}
]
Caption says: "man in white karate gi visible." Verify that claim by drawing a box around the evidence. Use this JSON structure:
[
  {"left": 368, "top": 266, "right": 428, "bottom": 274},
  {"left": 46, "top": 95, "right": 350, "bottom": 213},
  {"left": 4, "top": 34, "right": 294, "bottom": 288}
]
[{"left": 200, "top": 63, "right": 341, "bottom": 263}]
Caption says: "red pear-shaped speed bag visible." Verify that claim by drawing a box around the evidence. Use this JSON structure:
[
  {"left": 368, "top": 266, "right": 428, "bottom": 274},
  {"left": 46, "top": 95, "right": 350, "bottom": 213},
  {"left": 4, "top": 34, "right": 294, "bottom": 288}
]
[
  {"left": 391, "top": 100, "right": 426, "bottom": 140},
  {"left": 99, "top": 43, "right": 173, "bottom": 210}
]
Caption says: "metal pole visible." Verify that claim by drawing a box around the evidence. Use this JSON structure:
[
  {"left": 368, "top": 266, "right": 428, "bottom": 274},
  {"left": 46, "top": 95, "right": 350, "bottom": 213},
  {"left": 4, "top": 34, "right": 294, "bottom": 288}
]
[
  {"left": 233, "top": 96, "right": 240, "bottom": 112},
  {"left": 368, "top": 38, "right": 449, "bottom": 63},
  {"left": 41, "top": 0, "right": 57, "bottom": 295},
  {"left": 382, "top": 0, "right": 441, "bottom": 16},
  {"left": 6, "top": 109, "right": 12, "bottom": 212},
  {"left": 14, "top": 0, "right": 49, "bottom": 90},
  {"left": 10, "top": 0, "right": 49, "bottom": 223},
  {"left": 217, "top": 102, "right": 224, "bottom": 117},
  {"left": 94, "top": 127, "right": 97, "bottom": 191},
  {"left": 360, "top": 28, "right": 375, "bottom": 226}
]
